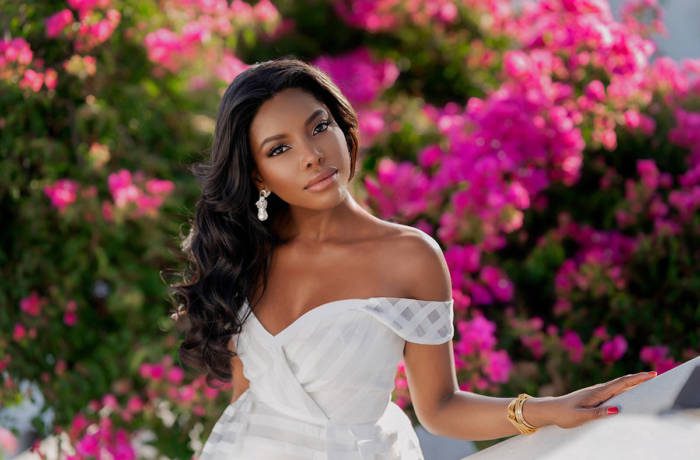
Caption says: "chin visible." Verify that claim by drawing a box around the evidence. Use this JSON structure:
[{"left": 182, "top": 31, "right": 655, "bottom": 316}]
[{"left": 299, "top": 188, "right": 348, "bottom": 210}]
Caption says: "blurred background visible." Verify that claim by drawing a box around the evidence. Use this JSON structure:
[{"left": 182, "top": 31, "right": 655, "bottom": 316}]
[{"left": 1, "top": 0, "right": 699, "bottom": 458}]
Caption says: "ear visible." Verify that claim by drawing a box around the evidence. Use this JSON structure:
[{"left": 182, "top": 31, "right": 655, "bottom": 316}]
[{"left": 251, "top": 169, "right": 264, "bottom": 189}]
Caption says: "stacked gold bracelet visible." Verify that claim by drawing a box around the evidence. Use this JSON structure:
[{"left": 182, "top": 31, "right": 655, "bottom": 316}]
[{"left": 506, "top": 393, "right": 539, "bottom": 435}]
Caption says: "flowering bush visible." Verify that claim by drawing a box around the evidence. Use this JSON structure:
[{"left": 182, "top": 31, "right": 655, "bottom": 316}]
[{"left": 3, "top": 0, "right": 699, "bottom": 458}]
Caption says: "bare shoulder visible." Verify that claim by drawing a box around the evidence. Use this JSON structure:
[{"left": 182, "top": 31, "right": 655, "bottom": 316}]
[{"left": 373, "top": 221, "right": 452, "bottom": 301}]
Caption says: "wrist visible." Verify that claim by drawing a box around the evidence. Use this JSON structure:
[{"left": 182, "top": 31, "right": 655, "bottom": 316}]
[{"left": 521, "top": 395, "right": 557, "bottom": 428}]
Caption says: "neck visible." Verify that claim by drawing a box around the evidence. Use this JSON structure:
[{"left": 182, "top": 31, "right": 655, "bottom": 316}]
[{"left": 282, "top": 194, "right": 372, "bottom": 245}]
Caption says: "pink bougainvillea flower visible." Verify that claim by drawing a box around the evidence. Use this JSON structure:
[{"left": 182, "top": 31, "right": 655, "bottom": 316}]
[
  {"left": 20, "top": 291, "right": 46, "bottom": 316},
  {"left": 364, "top": 158, "right": 438, "bottom": 221},
  {"left": 253, "top": 0, "right": 280, "bottom": 24},
  {"left": 45, "top": 9, "right": 75, "bottom": 38},
  {"left": 214, "top": 52, "right": 249, "bottom": 84},
  {"left": 179, "top": 385, "right": 196, "bottom": 403},
  {"left": 19, "top": 68, "right": 44, "bottom": 92},
  {"left": 1, "top": 37, "right": 34, "bottom": 65},
  {"left": 313, "top": 48, "right": 399, "bottom": 106},
  {"left": 44, "top": 68, "right": 58, "bottom": 90},
  {"left": 637, "top": 159, "right": 660, "bottom": 191},
  {"left": 640, "top": 345, "right": 678, "bottom": 374},
  {"left": 521, "top": 335, "right": 544, "bottom": 359},
  {"left": 126, "top": 395, "right": 144, "bottom": 413},
  {"left": 479, "top": 265, "right": 514, "bottom": 302},
  {"left": 561, "top": 330, "right": 584, "bottom": 363},
  {"left": 455, "top": 315, "right": 497, "bottom": 355},
  {"left": 333, "top": 0, "right": 463, "bottom": 31},
  {"left": 483, "top": 349, "right": 512, "bottom": 383},
  {"left": 68, "top": 0, "right": 111, "bottom": 20},
  {"left": 44, "top": 178, "right": 79, "bottom": 211},
  {"left": 12, "top": 323, "right": 26, "bottom": 341},
  {"left": 144, "top": 28, "right": 197, "bottom": 72},
  {"left": 108, "top": 169, "right": 141, "bottom": 208},
  {"left": 166, "top": 366, "right": 184, "bottom": 385},
  {"left": 145, "top": 178, "right": 175, "bottom": 196},
  {"left": 601, "top": 334, "right": 628, "bottom": 363},
  {"left": 64, "top": 310, "right": 78, "bottom": 326},
  {"left": 357, "top": 108, "right": 386, "bottom": 147},
  {"left": 332, "top": 0, "right": 400, "bottom": 32},
  {"left": 75, "top": 9, "right": 121, "bottom": 52}
]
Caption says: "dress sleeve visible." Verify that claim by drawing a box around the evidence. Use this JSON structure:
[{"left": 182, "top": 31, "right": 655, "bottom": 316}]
[{"left": 363, "top": 297, "right": 454, "bottom": 345}]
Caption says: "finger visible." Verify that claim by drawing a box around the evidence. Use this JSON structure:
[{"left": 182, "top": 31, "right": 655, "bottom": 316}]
[
  {"left": 580, "top": 404, "right": 621, "bottom": 423},
  {"left": 599, "top": 371, "right": 657, "bottom": 400}
]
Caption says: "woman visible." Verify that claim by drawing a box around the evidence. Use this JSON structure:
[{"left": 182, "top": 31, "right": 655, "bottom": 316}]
[{"left": 171, "top": 58, "right": 656, "bottom": 459}]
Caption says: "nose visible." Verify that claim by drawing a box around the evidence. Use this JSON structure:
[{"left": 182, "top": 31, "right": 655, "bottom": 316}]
[{"left": 302, "top": 139, "right": 324, "bottom": 169}]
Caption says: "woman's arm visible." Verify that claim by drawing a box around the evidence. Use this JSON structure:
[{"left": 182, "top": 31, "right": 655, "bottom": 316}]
[
  {"left": 229, "top": 336, "right": 250, "bottom": 404},
  {"left": 404, "top": 338, "right": 654, "bottom": 440},
  {"left": 398, "top": 230, "right": 656, "bottom": 440}
]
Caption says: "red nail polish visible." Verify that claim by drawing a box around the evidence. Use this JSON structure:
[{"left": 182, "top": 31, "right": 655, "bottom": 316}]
[{"left": 607, "top": 406, "right": 619, "bottom": 415}]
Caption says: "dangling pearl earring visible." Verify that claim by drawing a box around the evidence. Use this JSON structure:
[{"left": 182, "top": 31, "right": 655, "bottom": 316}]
[{"left": 256, "top": 188, "right": 271, "bottom": 221}]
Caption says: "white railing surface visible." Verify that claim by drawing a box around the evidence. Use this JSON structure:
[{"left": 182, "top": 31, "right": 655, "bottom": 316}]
[{"left": 465, "top": 356, "right": 700, "bottom": 460}]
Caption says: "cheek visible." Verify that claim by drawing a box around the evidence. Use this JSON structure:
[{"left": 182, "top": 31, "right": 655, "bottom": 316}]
[{"left": 325, "top": 128, "right": 351, "bottom": 158}]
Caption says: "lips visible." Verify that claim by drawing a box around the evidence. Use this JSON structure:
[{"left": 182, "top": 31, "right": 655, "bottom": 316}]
[{"left": 305, "top": 167, "right": 338, "bottom": 189}]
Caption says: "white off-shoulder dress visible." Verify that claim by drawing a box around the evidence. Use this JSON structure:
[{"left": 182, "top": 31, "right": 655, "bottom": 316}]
[{"left": 199, "top": 296, "right": 455, "bottom": 460}]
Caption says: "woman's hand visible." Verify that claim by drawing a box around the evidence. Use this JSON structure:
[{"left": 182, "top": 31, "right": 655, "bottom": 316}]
[
  {"left": 526, "top": 371, "right": 657, "bottom": 430},
  {"left": 544, "top": 371, "right": 657, "bottom": 429}
]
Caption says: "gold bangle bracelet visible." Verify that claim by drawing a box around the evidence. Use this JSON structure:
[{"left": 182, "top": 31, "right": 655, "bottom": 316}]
[{"left": 506, "top": 393, "right": 538, "bottom": 435}]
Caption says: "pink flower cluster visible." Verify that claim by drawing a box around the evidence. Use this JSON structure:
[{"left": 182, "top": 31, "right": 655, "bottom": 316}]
[
  {"left": 561, "top": 330, "right": 584, "bottom": 363},
  {"left": 333, "top": 0, "right": 460, "bottom": 32},
  {"left": 314, "top": 48, "right": 398, "bottom": 107},
  {"left": 45, "top": 355, "right": 231, "bottom": 458},
  {"left": 392, "top": 360, "right": 410, "bottom": 408},
  {"left": 314, "top": 48, "right": 399, "bottom": 147},
  {"left": 214, "top": 52, "right": 249, "bottom": 84},
  {"left": 43, "top": 171, "right": 174, "bottom": 221},
  {"left": 66, "top": 417, "right": 135, "bottom": 460},
  {"left": 667, "top": 110, "right": 700, "bottom": 222},
  {"left": 44, "top": 179, "right": 80, "bottom": 212},
  {"left": 364, "top": 158, "right": 439, "bottom": 221},
  {"left": 144, "top": 24, "right": 208, "bottom": 73},
  {"left": 45, "top": 2, "right": 121, "bottom": 52},
  {"left": 601, "top": 335, "right": 628, "bottom": 364},
  {"left": 454, "top": 314, "right": 512, "bottom": 389},
  {"left": 104, "top": 170, "right": 175, "bottom": 220},
  {"left": 13, "top": 292, "right": 79, "bottom": 344},
  {"left": 0, "top": 37, "right": 58, "bottom": 92},
  {"left": 418, "top": 77, "right": 583, "bottom": 249},
  {"left": 508, "top": 0, "right": 655, "bottom": 86},
  {"left": 142, "top": 0, "right": 278, "bottom": 81},
  {"left": 614, "top": 159, "right": 678, "bottom": 234},
  {"left": 138, "top": 355, "right": 227, "bottom": 416},
  {"left": 444, "top": 243, "right": 514, "bottom": 308},
  {"left": 553, "top": 219, "right": 638, "bottom": 302},
  {"left": 45, "top": 9, "right": 75, "bottom": 38},
  {"left": 20, "top": 291, "right": 47, "bottom": 317},
  {"left": 640, "top": 345, "right": 678, "bottom": 374}
]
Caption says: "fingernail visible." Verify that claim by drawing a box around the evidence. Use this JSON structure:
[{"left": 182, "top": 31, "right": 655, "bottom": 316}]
[
  {"left": 647, "top": 371, "right": 657, "bottom": 377},
  {"left": 607, "top": 406, "right": 620, "bottom": 415}
]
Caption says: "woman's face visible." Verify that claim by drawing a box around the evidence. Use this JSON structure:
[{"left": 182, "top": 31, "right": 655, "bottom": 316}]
[{"left": 248, "top": 87, "right": 352, "bottom": 210}]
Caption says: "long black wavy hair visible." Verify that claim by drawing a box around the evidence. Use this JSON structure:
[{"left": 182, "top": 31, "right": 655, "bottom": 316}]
[{"left": 169, "top": 58, "right": 360, "bottom": 386}]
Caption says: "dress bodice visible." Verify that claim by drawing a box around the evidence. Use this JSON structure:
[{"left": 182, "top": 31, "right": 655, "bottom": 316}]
[
  {"left": 235, "top": 297, "right": 454, "bottom": 424},
  {"left": 201, "top": 296, "right": 454, "bottom": 459}
]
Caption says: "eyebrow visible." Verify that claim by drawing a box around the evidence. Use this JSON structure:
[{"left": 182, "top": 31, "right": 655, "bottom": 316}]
[{"left": 258, "top": 108, "right": 328, "bottom": 152}]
